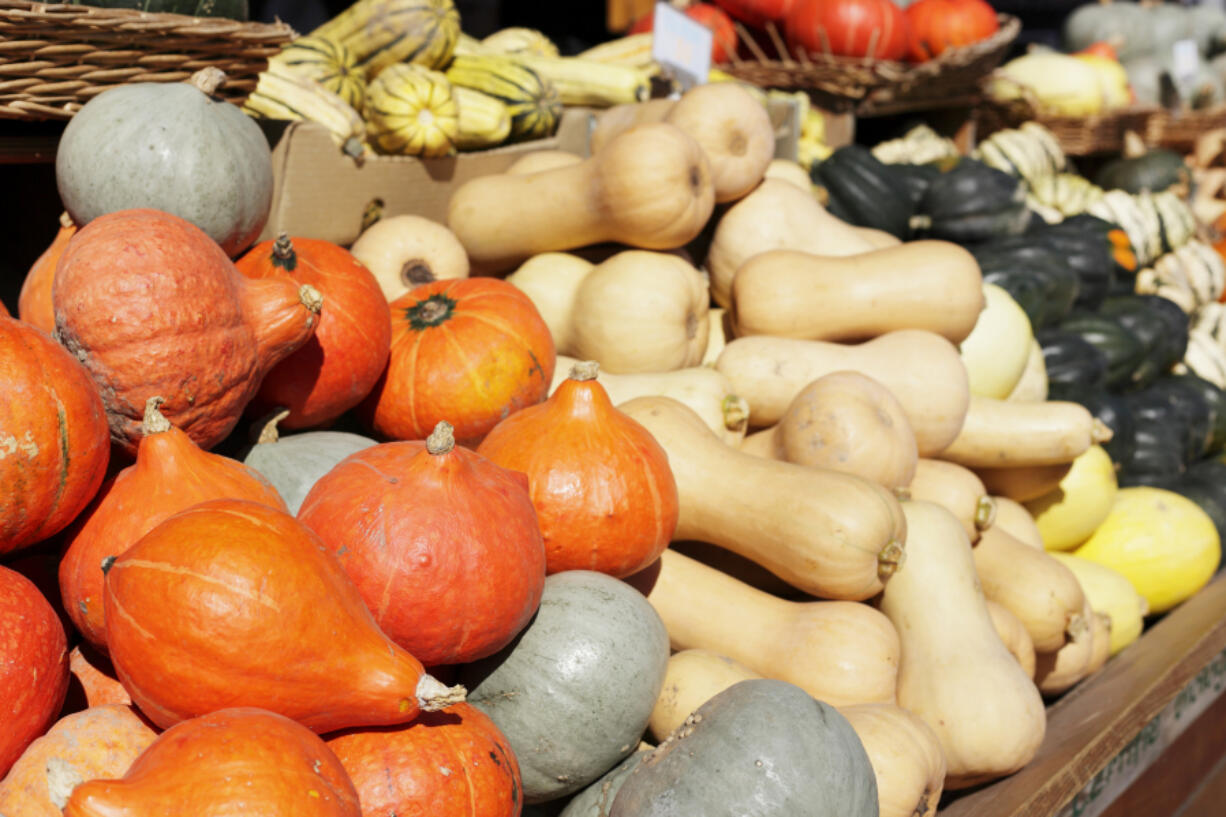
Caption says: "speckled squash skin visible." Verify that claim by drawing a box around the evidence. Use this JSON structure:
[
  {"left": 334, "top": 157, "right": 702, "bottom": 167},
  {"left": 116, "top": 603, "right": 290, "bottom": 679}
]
[
  {"left": 55, "top": 74, "right": 273, "bottom": 257},
  {"left": 560, "top": 750, "right": 649, "bottom": 817},
  {"left": 0, "top": 565, "right": 70, "bottom": 778},
  {"left": 610, "top": 680, "right": 879, "bottom": 817},
  {"left": 460, "top": 571, "right": 670, "bottom": 804},
  {"left": 240, "top": 429, "right": 377, "bottom": 515}
]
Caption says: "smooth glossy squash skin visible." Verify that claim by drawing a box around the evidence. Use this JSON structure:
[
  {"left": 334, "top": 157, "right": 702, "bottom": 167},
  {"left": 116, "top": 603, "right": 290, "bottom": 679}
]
[
  {"left": 991, "top": 495, "right": 1045, "bottom": 549},
  {"left": 65, "top": 645, "right": 130, "bottom": 710},
  {"left": 840, "top": 703, "right": 947, "bottom": 817},
  {"left": 349, "top": 215, "right": 470, "bottom": 303},
  {"left": 1006, "top": 338, "right": 1049, "bottom": 402},
  {"left": 906, "top": 459, "right": 995, "bottom": 543},
  {"left": 507, "top": 253, "right": 595, "bottom": 354},
  {"left": 731, "top": 242, "right": 985, "bottom": 345},
  {"left": 17, "top": 212, "right": 75, "bottom": 334},
  {"left": 619, "top": 396, "right": 906, "bottom": 600},
  {"left": 663, "top": 83, "right": 774, "bottom": 203},
  {"left": 740, "top": 370, "right": 918, "bottom": 490},
  {"left": 1033, "top": 599, "right": 1098, "bottom": 696},
  {"left": 987, "top": 599, "right": 1037, "bottom": 679},
  {"left": 505, "top": 149, "right": 584, "bottom": 175},
  {"left": 570, "top": 251, "right": 710, "bottom": 373},
  {"left": 460, "top": 571, "right": 670, "bottom": 804},
  {"left": 649, "top": 649, "right": 760, "bottom": 742},
  {"left": 939, "top": 396, "right": 1113, "bottom": 468},
  {"left": 716, "top": 331, "right": 970, "bottom": 456},
  {"left": 610, "top": 679, "right": 878, "bottom": 817},
  {"left": 447, "top": 123, "right": 715, "bottom": 271},
  {"left": 551, "top": 354, "right": 750, "bottom": 446},
  {"left": 62, "top": 708, "right": 361, "bottom": 817},
  {"left": 239, "top": 422, "right": 377, "bottom": 515},
  {"left": 707, "top": 179, "right": 876, "bottom": 308},
  {"left": 589, "top": 99, "right": 677, "bottom": 154},
  {"left": 974, "top": 524, "right": 1088, "bottom": 653},
  {"left": 879, "top": 501, "right": 1047, "bottom": 790},
  {"left": 627, "top": 548, "right": 900, "bottom": 707}
]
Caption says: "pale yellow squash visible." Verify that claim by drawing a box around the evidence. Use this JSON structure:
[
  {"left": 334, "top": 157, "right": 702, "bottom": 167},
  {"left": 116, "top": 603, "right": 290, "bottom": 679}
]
[
  {"left": 570, "top": 250, "right": 710, "bottom": 373},
  {"left": 879, "top": 501, "right": 1046, "bottom": 789},
  {"left": 619, "top": 396, "right": 907, "bottom": 601},
  {"left": 649, "top": 649, "right": 760, "bottom": 741},
  {"left": 959, "top": 283, "right": 1033, "bottom": 399},
  {"left": 905, "top": 458, "right": 995, "bottom": 543},
  {"left": 1025, "top": 444, "right": 1118, "bottom": 552},
  {"left": 715, "top": 330, "right": 970, "bottom": 456},
  {"left": 1033, "top": 599, "right": 1098, "bottom": 696},
  {"left": 1005, "top": 339, "right": 1048, "bottom": 402},
  {"left": 987, "top": 600, "right": 1037, "bottom": 679},
  {"left": 505, "top": 252, "right": 595, "bottom": 353},
  {"left": 1049, "top": 552, "right": 1148, "bottom": 655},
  {"left": 852, "top": 226, "right": 904, "bottom": 248},
  {"left": 348, "top": 214, "right": 470, "bottom": 302},
  {"left": 939, "top": 396, "right": 1113, "bottom": 468},
  {"left": 589, "top": 98, "right": 677, "bottom": 153},
  {"left": 701, "top": 307, "right": 731, "bottom": 368},
  {"left": 630, "top": 548, "right": 900, "bottom": 706},
  {"left": 731, "top": 243, "right": 984, "bottom": 345},
  {"left": 762, "top": 158, "right": 812, "bottom": 191}
]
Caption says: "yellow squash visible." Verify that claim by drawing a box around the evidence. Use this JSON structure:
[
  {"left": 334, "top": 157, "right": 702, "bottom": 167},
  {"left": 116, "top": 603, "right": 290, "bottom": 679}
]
[{"left": 1024, "top": 444, "right": 1118, "bottom": 551}]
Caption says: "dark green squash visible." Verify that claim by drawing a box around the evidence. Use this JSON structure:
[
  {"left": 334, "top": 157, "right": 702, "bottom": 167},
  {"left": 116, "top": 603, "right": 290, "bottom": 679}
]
[
  {"left": 461, "top": 570, "right": 670, "bottom": 804},
  {"left": 1165, "top": 371, "right": 1226, "bottom": 455},
  {"left": 811, "top": 145, "right": 915, "bottom": 240},
  {"left": 1048, "top": 384, "right": 1136, "bottom": 466},
  {"left": 881, "top": 162, "right": 942, "bottom": 209},
  {"left": 972, "top": 242, "right": 1080, "bottom": 329},
  {"left": 914, "top": 158, "right": 1032, "bottom": 244},
  {"left": 69, "top": 0, "right": 248, "bottom": 19},
  {"left": 1095, "top": 132, "right": 1191, "bottom": 196},
  {"left": 1115, "top": 422, "right": 1186, "bottom": 488},
  {"left": 1032, "top": 217, "right": 1128, "bottom": 310},
  {"left": 609, "top": 680, "right": 878, "bottom": 817},
  {"left": 1128, "top": 381, "right": 1215, "bottom": 463},
  {"left": 1056, "top": 312, "right": 1145, "bottom": 390},
  {"left": 1098, "top": 294, "right": 1190, "bottom": 389},
  {"left": 1036, "top": 329, "right": 1109, "bottom": 389},
  {"left": 1168, "top": 471, "right": 1226, "bottom": 548}
]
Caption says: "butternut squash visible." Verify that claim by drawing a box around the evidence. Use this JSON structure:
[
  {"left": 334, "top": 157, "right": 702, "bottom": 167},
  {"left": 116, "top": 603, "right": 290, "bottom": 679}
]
[
  {"left": 629, "top": 548, "right": 900, "bottom": 706},
  {"left": 1006, "top": 339, "right": 1048, "bottom": 402},
  {"left": 550, "top": 355, "right": 749, "bottom": 445},
  {"left": 506, "top": 253, "right": 595, "bottom": 352},
  {"left": 348, "top": 214, "right": 469, "bottom": 302},
  {"left": 987, "top": 599, "right": 1037, "bottom": 679},
  {"left": 990, "top": 496, "right": 1045, "bottom": 549},
  {"left": 570, "top": 251, "right": 709, "bottom": 373},
  {"left": 974, "top": 524, "right": 1088, "bottom": 652},
  {"left": 716, "top": 331, "right": 970, "bottom": 456},
  {"left": 959, "top": 283, "right": 1034, "bottom": 399},
  {"left": 447, "top": 122, "right": 715, "bottom": 270},
  {"left": 1088, "top": 612, "right": 1112, "bottom": 675},
  {"left": 738, "top": 371, "right": 918, "bottom": 490},
  {"left": 706, "top": 179, "right": 876, "bottom": 308},
  {"left": 619, "top": 396, "right": 907, "bottom": 600},
  {"left": 701, "top": 307, "right": 732, "bottom": 367},
  {"left": 647, "top": 648, "right": 945, "bottom": 817},
  {"left": 840, "top": 704, "right": 947, "bottom": 817},
  {"left": 589, "top": 98, "right": 677, "bottom": 154},
  {"left": 505, "top": 149, "right": 583, "bottom": 175},
  {"left": 906, "top": 459, "right": 995, "bottom": 543},
  {"left": 731, "top": 243, "right": 984, "bottom": 345},
  {"left": 663, "top": 83, "right": 774, "bottom": 202},
  {"left": 976, "top": 462, "right": 1074, "bottom": 503},
  {"left": 879, "top": 501, "right": 1047, "bottom": 790},
  {"left": 852, "top": 226, "right": 904, "bottom": 248},
  {"left": 939, "top": 396, "right": 1114, "bottom": 468},
  {"left": 1033, "top": 599, "right": 1098, "bottom": 696},
  {"left": 762, "top": 158, "right": 812, "bottom": 191},
  {"left": 671, "top": 540, "right": 802, "bottom": 599},
  {"left": 1050, "top": 552, "right": 1148, "bottom": 656}
]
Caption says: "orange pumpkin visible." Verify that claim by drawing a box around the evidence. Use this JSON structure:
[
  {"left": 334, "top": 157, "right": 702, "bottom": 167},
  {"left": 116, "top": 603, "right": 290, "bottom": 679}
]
[
  {"left": 0, "top": 704, "right": 157, "bottom": 817},
  {"left": 0, "top": 565, "right": 70, "bottom": 778},
  {"left": 62, "top": 708, "right": 360, "bottom": 817},
  {"left": 477, "top": 361, "right": 679, "bottom": 577},
  {"left": 299, "top": 422, "right": 546, "bottom": 666},
  {"left": 53, "top": 209, "right": 321, "bottom": 454},
  {"left": 327, "top": 703, "right": 522, "bottom": 817},
  {"left": 0, "top": 316, "right": 110, "bottom": 555},
  {"left": 904, "top": 0, "right": 999, "bottom": 62},
  {"left": 66, "top": 645, "right": 131, "bottom": 712},
  {"left": 103, "top": 498, "right": 464, "bottom": 733},
  {"left": 17, "top": 212, "right": 76, "bottom": 334},
  {"left": 58, "top": 397, "right": 287, "bottom": 652},
  {"left": 359, "top": 278, "right": 555, "bottom": 447},
  {"left": 236, "top": 234, "right": 392, "bottom": 430}
]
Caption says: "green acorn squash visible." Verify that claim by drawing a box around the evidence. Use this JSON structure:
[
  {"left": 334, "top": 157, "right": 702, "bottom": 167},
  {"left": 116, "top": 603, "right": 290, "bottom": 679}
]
[
  {"left": 914, "top": 159, "right": 1032, "bottom": 243},
  {"left": 811, "top": 145, "right": 915, "bottom": 240},
  {"left": 1115, "top": 421, "right": 1187, "bottom": 488},
  {"left": 1036, "top": 328, "right": 1109, "bottom": 390},
  {"left": 1168, "top": 470, "right": 1226, "bottom": 549},
  {"left": 1033, "top": 216, "right": 1129, "bottom": 310},
  {"left": 973, "top": 242, "right": 1080, "bottom": 329},
  {"left": 1056, "top": 311, "right": 1145, "bottom": 390},
  {"left": 1096, "top": 133, "right": 1191, "bottom": 196},
  {"left": 1098, "top": 294, "right": 1190, "bottom": 389},
  {"left": 1128, "top": 382, "right": 1214, "bottom": 463},
  {"left": 1162, "top": 372, "right": 1226, "bottom": 455},
  {"left": 1048, "top": 383, "right": 1137, "bottom": 466}
]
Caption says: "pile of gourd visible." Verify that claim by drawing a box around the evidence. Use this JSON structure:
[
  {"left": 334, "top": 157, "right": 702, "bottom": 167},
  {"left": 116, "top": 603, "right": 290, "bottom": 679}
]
[{"left": 0, "top": 64, "right": 1222, "bottom": 817}]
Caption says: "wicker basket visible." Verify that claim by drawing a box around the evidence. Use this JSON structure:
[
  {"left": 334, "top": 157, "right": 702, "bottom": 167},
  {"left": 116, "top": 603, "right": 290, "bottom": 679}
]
[
  {"left": 0, "top": 0, "right": 294, "bottom": 120},
  {"left": 1146, "top": 106, "right": 1226, "bottom": 151},
  {"left": 977, "top": 97, "right": 1163, "bottom": 156},
  {"left": 718, "top": 14, "right": 1020, "bottom": 115}
]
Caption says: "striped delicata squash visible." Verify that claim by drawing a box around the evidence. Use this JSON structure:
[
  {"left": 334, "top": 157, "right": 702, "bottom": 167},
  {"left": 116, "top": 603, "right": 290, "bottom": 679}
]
[
  {"left": 268, "top": 35, "right": 366, "bottom": 111},
  {"left": 365, "top": 63, "right": 458, "bottom": 156},
  {"left": 311, "top": 0, "right": 460, "bottom": 78},
  {"left": 445, "top": 55, "right": 561, "bottom": 141}
]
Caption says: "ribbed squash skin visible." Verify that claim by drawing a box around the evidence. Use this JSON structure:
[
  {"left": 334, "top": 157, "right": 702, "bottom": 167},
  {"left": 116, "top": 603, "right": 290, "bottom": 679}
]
[
  {"left": 365, "top": 64, "right": 458, "bottom": 156},
  {"left": 310, "top": 0, "right": 460, "bottom": 78},
  {"left": 269, "top": 34, "right": 366, "bottom": 110},
  {"left": 446, "top": 55, "right": 561, "bottom": 140}
]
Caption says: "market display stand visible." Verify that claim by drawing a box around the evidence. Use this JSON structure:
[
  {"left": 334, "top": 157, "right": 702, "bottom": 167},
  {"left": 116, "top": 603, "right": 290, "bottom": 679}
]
[{"left": 941, "top": 573, "right": 1226, "bottom": 817}]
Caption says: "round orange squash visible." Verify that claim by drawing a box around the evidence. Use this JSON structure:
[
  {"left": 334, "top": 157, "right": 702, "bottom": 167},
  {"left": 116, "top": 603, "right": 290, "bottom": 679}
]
[
  {"left": 477, "top": 361, "right": 679, "bottom": 577},
  {"left": 236, "top": 234, "right": 392, "bottom": 430},
  {"left": 17, "top": 212, "right": 76, "bottom": 334},
  {"left": 359, "top": 278, "right": 555, "bottom": 446}
]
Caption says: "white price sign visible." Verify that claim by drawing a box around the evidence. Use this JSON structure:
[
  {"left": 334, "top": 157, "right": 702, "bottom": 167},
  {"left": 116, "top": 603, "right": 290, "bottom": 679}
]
[
  {"left": 649, "top": 2, "right": 712, "bottom": 92},
  {"left": 1172, "top": 38, "right": 1200, "bottom": 86}
]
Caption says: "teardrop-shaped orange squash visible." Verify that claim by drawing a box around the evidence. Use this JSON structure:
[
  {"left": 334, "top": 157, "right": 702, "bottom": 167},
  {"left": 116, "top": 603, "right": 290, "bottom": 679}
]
[
  {"left": 236, "top": 234, "right": 392, "bottom": 430},
  {"left": 103, "top": 498, "right": 465, "bottom": 733},
  {"left": 477, "top": 361, "right": 679, "bottom": 577},
  {"left": 299, "top": 422, "right": 546, "bottom": 667},
  {"left": 18, "top": 212, "right": 76, "bottom": 334},
  {"left": 59, "top": 397, "right": 287, "bottom": 652},
  {"left": 63, "top": 708, "right": 361, "bottom": 817},
  {"left": 65, "top": 644, "right": 131, "bottom": 712},
  {"left": 327, "top": 703, "right": 522, "bottom": 817}
]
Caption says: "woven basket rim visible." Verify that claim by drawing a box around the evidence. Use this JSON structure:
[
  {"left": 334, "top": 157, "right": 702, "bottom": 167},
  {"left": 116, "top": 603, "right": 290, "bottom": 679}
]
[{"left": 0, "top": 0, "right": 297, "bottom": 38}]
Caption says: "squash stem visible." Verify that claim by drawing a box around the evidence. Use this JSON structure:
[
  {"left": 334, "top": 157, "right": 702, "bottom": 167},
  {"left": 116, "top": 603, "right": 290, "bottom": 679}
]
[
  {"left": 416, "top": 674, "right": 467, "bottom": 711},
  {"left": 877, "top": 538, "right": 906, "bottom": 579},
  {"left": 426, "top": 421, "right": 456, "bottom": 455},
  {"left": 975, "top": 495, "right": 998, "bottom": 531},
  {"left": 142, "top": 396, "right": 172, "bottom": 435}
]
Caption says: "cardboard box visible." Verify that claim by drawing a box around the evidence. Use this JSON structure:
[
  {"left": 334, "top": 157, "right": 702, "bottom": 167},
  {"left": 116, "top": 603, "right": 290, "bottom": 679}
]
[{"left": 257, "top": 109, "right": 596, "bottom": 247}]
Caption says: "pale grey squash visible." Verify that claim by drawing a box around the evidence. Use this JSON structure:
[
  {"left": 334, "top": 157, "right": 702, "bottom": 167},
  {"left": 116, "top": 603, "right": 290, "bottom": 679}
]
[
  {"left": 1063, "top": 1, "right": 1153, "bottom": 62},
  {"left": 239, "top": 414, "right": 376, "bottom": 514},
  {"left": 460, "top": 570, "right": 670, "bottom": 804},
  {"left": 56, "top": 68, "right": 273, "bottom": 257},
  {"left": 559, "top": 750, "right": 649, "bottom": 817},
  {"left": 610, "top": 679, "right": 879, "bottom": 817}
]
